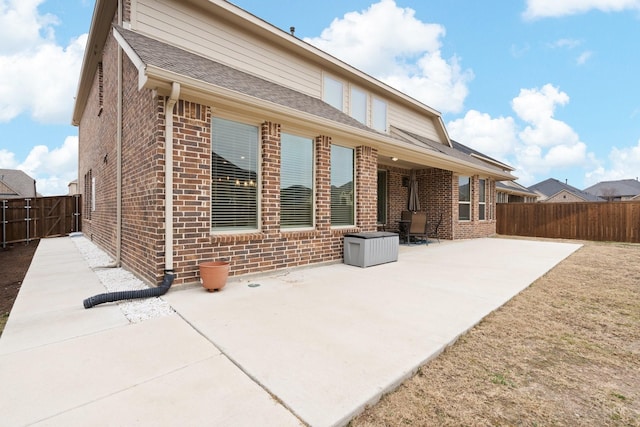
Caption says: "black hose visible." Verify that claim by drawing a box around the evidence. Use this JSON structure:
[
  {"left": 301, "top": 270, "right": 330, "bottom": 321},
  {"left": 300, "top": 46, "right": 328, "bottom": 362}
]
[{"left": 83, "top": 272, "right": 175, "bottom": 309}]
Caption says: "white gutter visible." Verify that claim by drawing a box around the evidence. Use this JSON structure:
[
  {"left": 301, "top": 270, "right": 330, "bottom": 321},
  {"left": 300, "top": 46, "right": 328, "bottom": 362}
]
[{"left": 165, "top": 82, "right": 180, "bottom": 272}]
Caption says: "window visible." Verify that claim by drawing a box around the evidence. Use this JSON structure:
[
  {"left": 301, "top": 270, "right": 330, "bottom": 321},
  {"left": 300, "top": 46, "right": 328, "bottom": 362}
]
[
  {"left": 84, "top": 169, "right": 93, "bottom": 220},
  {"left": 479, "top": 179, "right": 486, "bottom": 220},
  {"left": 323, "top": 76, "right": 343, "bottom": 111},
  {"left": 211, "top": 117, "right": 259, "bottom": 231},
  {"left": 350, "top": 87, "right": 367, "bottom": 124},
  {"left": 331, "top": 145, "right": 354, "bottom": 226},
  {"left": 281, "top": 133, "right": 314, "bottom": 228},
  {"left": 377, "top": 170, "right": 387, "bottom": 224},
  {"left": 458, "top": 176, "right": 471, "bottom": 221},
  {"left": 372, "top": 97, "right": 387, "bottom": 132}
]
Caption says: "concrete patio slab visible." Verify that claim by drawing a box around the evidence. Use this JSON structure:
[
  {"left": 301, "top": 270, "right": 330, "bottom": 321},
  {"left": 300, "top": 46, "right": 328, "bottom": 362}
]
[
  {"left": 164, "top": 238, "right": 582, "bottom": 426},
  {"left": 0, "top": 236, "right": 581, "bottom": 427}
]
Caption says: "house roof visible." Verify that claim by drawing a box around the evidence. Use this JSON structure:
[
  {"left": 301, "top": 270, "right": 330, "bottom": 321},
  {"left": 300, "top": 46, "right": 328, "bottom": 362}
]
[
  {"left": 112, "top": 27, "right": 514, "bottom": 180},
  {"left": 391, "top": 127, "right": 513, "bottom": 177},
  {"left": 496, "top": 180, "right": 538, "bottom": 197},
  {"left": 528, "top": 178, "right": 602, "bottom": 202},
  {"left": 583, "top": 179, "right": 640, "bottom": 198},
  {"left": 115, "top": 27, "right": 374, "bottom": 133},
  {"left": 0, "top": 169, "right": 36, "bottom": 199}
]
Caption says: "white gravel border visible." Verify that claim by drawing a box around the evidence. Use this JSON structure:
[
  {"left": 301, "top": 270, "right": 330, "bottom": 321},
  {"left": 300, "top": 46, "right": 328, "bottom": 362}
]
[{"left": 70, "top": 233, "right": 175, "bottom": 323}]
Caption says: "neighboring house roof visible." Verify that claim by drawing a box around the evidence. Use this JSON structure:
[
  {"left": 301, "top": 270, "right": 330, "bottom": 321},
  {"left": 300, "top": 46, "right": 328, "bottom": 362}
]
[
  {"left": 528, "top": 178, "right": 602, "bottom": 202},
  {"left": 496, "top": 180, "right": 538, "bottom": 198},
  {"left": 0, "top": 169, "right": 37, "bottom": 199},
  {"left": 583, "top": 179, "right": 640, "bottom": 199},
  {"left": 109, "top": 26, "right": 514, "bottom": 180}
]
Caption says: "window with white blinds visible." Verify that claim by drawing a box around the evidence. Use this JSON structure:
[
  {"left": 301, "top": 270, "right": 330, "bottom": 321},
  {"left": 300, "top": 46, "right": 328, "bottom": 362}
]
[
  {"left": 350, "top": 87, "right": 367, "bottom": 124},
  {"left": 281, "top": 133, "right": 314, "bottom": 228},
  {"left": 458, "top": 175, "right": 471, "bottom": 221},
  {"left": 324, "top": 76, "right": 344, "bottom": 111},
  {"left": 372, "top": 97, "right": 387, "bottom": 132},
  {"left": 331, "top": 145, "right": 354, "bottom": 226},
  {"left": 211, "top": 117, "right": 259, "bottom": 231},
  {"left": 479, "top": 179, "right": 486, "bottom": 220}
]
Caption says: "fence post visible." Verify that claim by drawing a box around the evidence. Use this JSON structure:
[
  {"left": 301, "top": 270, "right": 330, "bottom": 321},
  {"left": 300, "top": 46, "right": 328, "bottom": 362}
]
[
  {"left": 25, "top": 198, "right": 31, "bottom": 242},
  {"left": 1, "top": 199, "right": 6, "bottom": 249},
  {"left": 74, "top": 194, "right": 80, "bottom": 232}
]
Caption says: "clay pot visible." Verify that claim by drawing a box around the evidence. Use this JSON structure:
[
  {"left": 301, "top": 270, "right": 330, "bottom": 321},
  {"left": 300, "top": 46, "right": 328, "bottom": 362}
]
[{"left": 199, "top": 261, "right": 229, "bottom": 292}]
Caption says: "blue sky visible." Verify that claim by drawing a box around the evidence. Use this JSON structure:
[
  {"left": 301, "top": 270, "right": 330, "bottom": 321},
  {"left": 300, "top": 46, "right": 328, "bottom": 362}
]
[{"left": 1, "top": 0, "right": 639, "bottom": 195}]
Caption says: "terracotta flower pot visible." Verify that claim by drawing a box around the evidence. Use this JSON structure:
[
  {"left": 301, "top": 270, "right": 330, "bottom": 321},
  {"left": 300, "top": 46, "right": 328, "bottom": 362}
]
[{"left": 199, "top": 261, "right": 229, "bottom": 292}]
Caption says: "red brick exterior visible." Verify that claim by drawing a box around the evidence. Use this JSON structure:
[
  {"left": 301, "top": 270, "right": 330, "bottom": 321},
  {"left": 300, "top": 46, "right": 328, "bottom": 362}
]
[{"left": 78, "top": 23, "right": 498, "bottom": 287}]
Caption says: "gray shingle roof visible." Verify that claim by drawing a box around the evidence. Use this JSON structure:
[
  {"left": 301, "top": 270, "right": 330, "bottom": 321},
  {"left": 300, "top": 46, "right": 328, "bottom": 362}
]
[
  {"left": 496, "top": 180, "right": 537, "bottom": 196},
  {"left": 0, "top": 169, "right": 36, "bottom": 198},
  {"left": 528, "top": 178, "right": 602, "bottom": 202},
  {"left": 392, "top": 127, "right": 511, "bottom": 175},
  {"left": 116, "top": 27, "right": 374, "bottom": 134},
  {"left": 584, "top": 179, "right": 640, "bottom": 198}
]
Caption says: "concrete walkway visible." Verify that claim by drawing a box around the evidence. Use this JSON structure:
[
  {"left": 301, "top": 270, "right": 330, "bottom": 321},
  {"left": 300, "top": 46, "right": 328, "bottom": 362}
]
[{"left": 0, "top": 236, "right": 581, "bottom": 426}]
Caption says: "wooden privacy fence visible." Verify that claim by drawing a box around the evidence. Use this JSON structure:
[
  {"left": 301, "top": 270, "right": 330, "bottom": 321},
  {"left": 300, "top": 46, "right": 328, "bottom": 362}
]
[
  {"left": 496, "top": 201, "right": 640, "bottom": 243},
  {"left": 1, "top": 195, "right": 82, "bottom": 247}
]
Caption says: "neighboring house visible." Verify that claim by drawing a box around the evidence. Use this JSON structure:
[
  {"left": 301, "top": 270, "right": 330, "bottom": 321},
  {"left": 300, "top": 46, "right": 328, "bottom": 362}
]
[
  {"left": 529, "top": 178, "right": 602, "bottom": 203},
  {"left": 72, "top": 0, "right": 515, "bottom": 287},
  {"left": 496, "top": 181, "right": 538, "bottom": 203},
  {"left": 68, "top": 179, "right": 79, "bottom": 195},
  {"left": 0, "top": 169, "right": 37, "bottom": 199},
  {"left": 583, "top": 178, "right": 640, "bottom": 201}
]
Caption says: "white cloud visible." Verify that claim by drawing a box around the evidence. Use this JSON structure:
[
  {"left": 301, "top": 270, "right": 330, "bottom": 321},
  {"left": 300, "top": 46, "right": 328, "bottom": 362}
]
[
  {"left": 448, "top": 84, "right": 590, "bottom": 185},
  {"left": 16, "top": 135, "right": 78, "bottom": 196},
  {"left": 549, "top": 38, "right": 582, "bottom": 49},
  {"left": 0, "top": 148, "right": 17, "bottom": 168},
  {"left": 304, "top": 0, "right": 473, "bottom": 113},
  {"left": 524, "top": 0, "right": 640, "bottom": 19},
  {"left": 586, "top": 139, "right": 640, "bottom": 184},
  {"left": 0, "top": 0, "right": 87, "bottom": 123},
  {"left": 447, "top": 111, "right": 518, "bottom": 162},
  {"left": 576, "top": 51, "right": 593, "bottom": 65}
]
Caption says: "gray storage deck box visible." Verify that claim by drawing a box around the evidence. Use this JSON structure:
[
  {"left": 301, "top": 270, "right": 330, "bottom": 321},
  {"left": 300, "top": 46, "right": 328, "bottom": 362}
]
[{"left": 343, "top": 232, "right": 399, "bottom": 267}]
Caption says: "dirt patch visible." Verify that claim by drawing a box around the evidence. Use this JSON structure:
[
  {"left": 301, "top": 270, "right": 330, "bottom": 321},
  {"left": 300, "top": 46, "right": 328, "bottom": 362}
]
[
  {"left": 0, "top": 240, "right": 38, "bottom": 335},
  {"left": 351, "top": 241, "right": 640, "bottom": 426}
]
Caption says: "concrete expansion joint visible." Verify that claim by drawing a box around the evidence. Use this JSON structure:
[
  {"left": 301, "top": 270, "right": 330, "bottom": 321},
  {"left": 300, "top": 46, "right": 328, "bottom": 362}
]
[{"left": 173, "top": 311, "right": 309, "bottom": 426}]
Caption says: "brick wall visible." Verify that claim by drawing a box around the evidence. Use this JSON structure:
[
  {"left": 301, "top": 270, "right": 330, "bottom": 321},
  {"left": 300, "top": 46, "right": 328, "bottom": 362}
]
[
  {"left": 79, "top": 11, "right": 498, "bottom": 287},
  {"left": 452, "top": 174, "right": 497, "bottom": 239}
]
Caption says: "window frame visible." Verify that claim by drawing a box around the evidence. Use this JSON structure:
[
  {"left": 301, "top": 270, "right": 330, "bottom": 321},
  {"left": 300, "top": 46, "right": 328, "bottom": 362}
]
[
  {"left": 350, "top": 86, "right": 367, "bottom": 124},
  {"left": 323, "top": 75, "right": 344, "bottom": 112},
  {"left": 280, "top": 132, "right": 315, "bottom": 230},
  {"left": 377, "top": 169, "right": 387, "bottom": 225},
  {"left": 330, "top": 144, "right": 355, "bottom": 227},
  {"left": 479, "top": 178, "right": 486, "bottom": 221},
  {"left": 458, "top": 175, "right": 471, "bottom": 221},
  {"left": 372, "top": 97, "right": 388, "bottom": 132},
  {"left": 210, "top": 117, "right": 261, "bottom": 234}
]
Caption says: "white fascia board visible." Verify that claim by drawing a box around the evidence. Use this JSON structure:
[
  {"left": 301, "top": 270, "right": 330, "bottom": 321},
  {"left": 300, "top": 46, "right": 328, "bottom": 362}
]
[
  {"left": 142, "top": 65, "right": 515, "bottom": 180},
  {"left": 113, "top": 28, "right": 148, "bottom": 89}
]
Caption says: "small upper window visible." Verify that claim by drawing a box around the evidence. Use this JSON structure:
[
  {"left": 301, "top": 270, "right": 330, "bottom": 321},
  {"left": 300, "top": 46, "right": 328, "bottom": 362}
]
[
  {"left": 323, "top": 76, "right": 343, "bottom": 111},
  {"left": 350, "top": 87, "right": 367, "bottom": 124},
  {"left": 372, "top": 97, "right": 387, "bottom": 132}
]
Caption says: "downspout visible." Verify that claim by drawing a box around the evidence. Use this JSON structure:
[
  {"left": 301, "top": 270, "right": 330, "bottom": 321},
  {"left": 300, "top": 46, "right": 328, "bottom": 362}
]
[
  {"left": 165, "top": 82, "right": 180, "bottom": 273},
  {"left": 115, "top": 0, "right": 123, "bottom": 267},
  {"left": 82, "top": 83, "right": 181, "bottom": 309}
]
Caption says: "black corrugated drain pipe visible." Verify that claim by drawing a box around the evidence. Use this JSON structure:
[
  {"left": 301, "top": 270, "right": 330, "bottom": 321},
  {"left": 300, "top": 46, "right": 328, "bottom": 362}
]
[{"left": 83, "top": 271, "right": 175, "bottom": 309}]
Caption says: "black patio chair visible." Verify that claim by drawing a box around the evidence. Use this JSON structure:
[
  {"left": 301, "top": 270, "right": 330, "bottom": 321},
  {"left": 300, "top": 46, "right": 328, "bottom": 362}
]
[{"left": 429, "top": 212, "right": 442, "bottom": 243}]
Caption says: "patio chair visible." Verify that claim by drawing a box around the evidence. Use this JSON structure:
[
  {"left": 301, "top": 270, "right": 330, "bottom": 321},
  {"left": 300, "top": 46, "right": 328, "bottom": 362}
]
[
  {"left": 429, "top": 212, "right": 442, "bottom": 243},
  {"left": 402, "top": 211, "right": 429, "bottom": 245}
]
